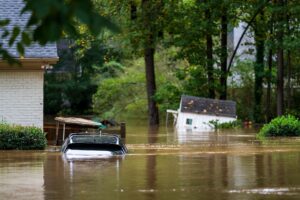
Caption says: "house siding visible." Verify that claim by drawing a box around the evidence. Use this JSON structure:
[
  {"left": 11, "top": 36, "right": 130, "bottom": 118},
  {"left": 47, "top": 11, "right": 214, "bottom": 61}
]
[
  {"left": 176, "top": 112, "right": 236, "bottom": 132},
  {"left": 0, "top": 71, "right": 44, "bottom": 128}
]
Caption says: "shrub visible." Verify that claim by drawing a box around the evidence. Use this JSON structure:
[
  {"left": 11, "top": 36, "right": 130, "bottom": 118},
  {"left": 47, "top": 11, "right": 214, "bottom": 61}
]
[
  {"left": 208, "top": 119, "right": 242, "bottom": 130},
  {"left": 257, "top": 115, "right": 300, "bottom": 138},
  {"left": 0, "top": 123, "right": 47, "bottom": 150}
]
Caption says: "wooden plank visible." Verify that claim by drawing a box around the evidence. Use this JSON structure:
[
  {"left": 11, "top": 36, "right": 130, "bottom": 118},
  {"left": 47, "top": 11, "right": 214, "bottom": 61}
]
[
  {"left": 62, "top": 123, "right": 66, "bottom": 142},
  {"left": 55, "top": 121, "right": 59, "bottom": 145},
  {"left": 55, "top": 117, "right": 102, "bottom": 127},
  {"left": 120, "top": 122, "right": 126, "bottom": 139}
]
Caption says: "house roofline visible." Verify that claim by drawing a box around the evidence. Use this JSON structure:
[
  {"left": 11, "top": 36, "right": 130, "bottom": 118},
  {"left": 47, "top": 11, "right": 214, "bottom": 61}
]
[
  {"left": 19, "top": 57, "right": 59, "bottom": 63},
  {"left": 180, "top": 111, "right": 237, "bottom": 118},
  {"left": 0, "top": 57, "right": 59, "bottom": 70},
  {"left": 181, "top": 95, "right": 237, "bottom": 104}
]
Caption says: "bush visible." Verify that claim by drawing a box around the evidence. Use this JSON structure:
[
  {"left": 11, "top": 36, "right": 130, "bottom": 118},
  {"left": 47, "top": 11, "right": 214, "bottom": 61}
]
[
  {"left": 0, "top": 123, "right": 47, "bottom": 150},
  {"left": 257, "top": 115, "right": 300, "bottom": 138},
  {"left": 208, "top": 119, "right": 242, "bottom": 130}
]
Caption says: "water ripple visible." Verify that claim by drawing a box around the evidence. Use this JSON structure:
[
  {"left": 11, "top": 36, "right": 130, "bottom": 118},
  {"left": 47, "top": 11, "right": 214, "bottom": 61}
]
[{"left": 227, "top": 187, "right": 300, "bottom": 195}]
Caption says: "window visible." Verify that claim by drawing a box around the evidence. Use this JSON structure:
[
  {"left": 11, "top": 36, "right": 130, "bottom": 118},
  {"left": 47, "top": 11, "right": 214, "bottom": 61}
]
[{"left": 186, "top": 118, "right": 193, "bottom": 125}]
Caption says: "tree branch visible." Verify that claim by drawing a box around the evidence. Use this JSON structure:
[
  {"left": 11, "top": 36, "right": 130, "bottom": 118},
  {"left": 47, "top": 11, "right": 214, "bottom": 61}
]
[{"left": 227, "top": 0, "right": 270, "bottom": 73}]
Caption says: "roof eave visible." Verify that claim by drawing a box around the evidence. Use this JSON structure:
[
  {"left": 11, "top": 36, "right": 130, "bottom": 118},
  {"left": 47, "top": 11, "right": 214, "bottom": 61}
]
[
  {"left": 0, "top": 57, "right": 59, "bottom": 70},
  {"left": 180, "top": 111, "right": 237, "bottom": 118}
]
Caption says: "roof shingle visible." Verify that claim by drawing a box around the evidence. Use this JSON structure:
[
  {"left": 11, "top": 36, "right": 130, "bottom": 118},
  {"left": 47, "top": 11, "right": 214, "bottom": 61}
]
[
  {"left": 180, "top": 95, "right": 236, "bottom": 118},
  {"left": 0, "top": 0, "right": 58, "bottom": 58}
]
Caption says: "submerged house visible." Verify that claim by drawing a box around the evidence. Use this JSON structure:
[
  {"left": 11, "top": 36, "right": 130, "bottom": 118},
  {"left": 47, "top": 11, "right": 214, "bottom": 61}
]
[
  {"left": 0, "top": 0, "right": 58, "bottom": 128},
  {"left": 167, "top": 95, "right": 237, "bottom": 132}
]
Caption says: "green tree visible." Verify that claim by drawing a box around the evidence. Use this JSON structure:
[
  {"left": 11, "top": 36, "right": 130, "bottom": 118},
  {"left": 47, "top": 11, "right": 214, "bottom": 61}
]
[
  {"left": 93, "top": 0, "right": 165, "bottom": 125},
  {"left": 45, "top": 35, "right": 123, "bottom": 115},
  {"left": 204, "top": 0, "right": 216, "bottom": 98},
  {"left": 253, "top": 8, "right": 266, "bottom": 122},
  {"left": 275, "top": 0, "right": 285, "bottom": 116},
  {"left": 167, "top": 0, "right": 215, "bottom": 98},
  {"left": 141, "top": 0, "right": 161, "bottom": 125},
  {"left": 219, "top": 0, "right": 229, "bottom": 100}
]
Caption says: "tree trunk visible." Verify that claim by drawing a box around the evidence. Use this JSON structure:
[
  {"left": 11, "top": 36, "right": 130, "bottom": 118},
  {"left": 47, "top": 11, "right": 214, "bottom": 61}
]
[
  {"left": 276, "top": 0, "right": 284, "bottom": 116},
  {"left": 253, "top": 13, "right": 265, "bottom": 123},
  {"left": 254, "top": 40, "right": 264, "bottom": 123},
  {"left": 130, "top": 1, "right": 137, "bottom": 20},
  {"left": 227, "top": 1, "right": 268, "bottom": 74},
  {"left": 205, "top": 2, "right": 215, "bottom": 99},
  {"left": 144, "top": 47, "right": 159, "bottom": 125},
  {"left": 266, "top": 48, "right": 272, "bottom": 122},
  {"left": 277, "top": 48, "right": 284, "bottom": 116},
  {"left": 286, "top": 1, "right": 291, "bottom": 110},
  {"left": 266, "top": 9, "right": 274, "bottom": 122},
  {"left": 220, "top": 7, "right": 228, "bottom": 100},
  {"left": 157, "top": 0, "right": 164, "bottom": 39},
  {"left": 142, "top": 0, "right": 159, "bottom": 126},
  {"left": 286, "top": 50, "right": 291, "bottom": 110}
]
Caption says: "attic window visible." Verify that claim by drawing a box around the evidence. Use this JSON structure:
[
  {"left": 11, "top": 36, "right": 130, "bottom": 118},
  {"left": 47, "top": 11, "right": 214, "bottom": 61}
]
[{"left": 186, "top": 118, "right": 193, "bottom": 125}]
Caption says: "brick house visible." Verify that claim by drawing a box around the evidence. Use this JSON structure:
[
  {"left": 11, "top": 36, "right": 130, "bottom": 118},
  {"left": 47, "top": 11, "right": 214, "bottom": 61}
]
[{"left": 0, "top": 0, "right": 58, "bottom": 128}]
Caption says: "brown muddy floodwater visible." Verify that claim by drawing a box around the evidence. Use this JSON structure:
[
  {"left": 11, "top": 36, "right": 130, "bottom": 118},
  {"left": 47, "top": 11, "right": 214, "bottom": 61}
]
[{"left": 1, "top": 125, "right": 300, "bottom": 200}]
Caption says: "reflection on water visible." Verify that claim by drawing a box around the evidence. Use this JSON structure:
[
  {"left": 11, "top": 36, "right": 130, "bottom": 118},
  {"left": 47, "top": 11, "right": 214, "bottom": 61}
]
[
  {"left": 0, "top": 152, "right": 45, "bottom": 200},
  {"left": 44, "top": 155, "right": 123, "bottom": 200},
  {"left": 1, "top": 126, "right": 300, "bottom": 199}
]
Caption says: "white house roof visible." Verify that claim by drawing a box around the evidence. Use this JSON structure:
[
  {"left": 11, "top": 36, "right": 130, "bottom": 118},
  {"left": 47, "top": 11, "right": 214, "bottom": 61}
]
[
  {"left": 0, "top": 0, "right": 58, "bottom": 59},
  {"left": 180, "top": 95, "right": 236, "bottom": 118}
]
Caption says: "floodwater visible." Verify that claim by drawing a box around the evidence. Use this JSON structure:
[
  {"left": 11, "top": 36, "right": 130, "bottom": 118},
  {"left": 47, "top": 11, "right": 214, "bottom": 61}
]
[{"left": 1, "top": 125, "right": 300, "bottom": 200}]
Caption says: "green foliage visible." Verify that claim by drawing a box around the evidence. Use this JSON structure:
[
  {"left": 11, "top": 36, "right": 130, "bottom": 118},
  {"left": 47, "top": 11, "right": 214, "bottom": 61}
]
[
  {"left": 165, "top": 1, "right": 211, "bottom": 97},
  {"left": 208, "top": 119, "right": 242, "bottom": 130},
  {"left": 93, "top": 76, "right": 148, "bottom": 119},
  {"left": 44, "top": 75, "right": 63, "bottom": 115},
  {"left": 45, "top": 71, "right": 98, "bottom": 115},
  {"left": 98, "top": 61, "right": 124, "bottom": 78},
  {"left": 23, "top": 0, "right": 118, "bottom": 44},
  {"left": 154, "top": 82, "right": 181, "bottom": 112},
  {"left": 176, "top": 65, "right": 208, "bottom": 97},
  {"left": 228, "top": 60, "right": 255, "bottom": 120},
  {"left": 257, "top": 115, "right": 300, "bottom": 138},
  {"left": 164, "top": 0, "right": 243, "bottom": 98},
  {"left": 1, "top": 0, "right": 117, "bottom": 64},
  {"left": 92, "top": 47, "right": 186, "bottom": 120},
  {"left": 5, "top": 0, "right": 300, "bottom": 122},
  {"left": 0, "top": 123, "right": 47, "bottom": 150},
  {"left": 154, "top": 47, "right": 186, "bottom": 113},
  {"left": 44, "top": 35, "right": 124, "bottom": 115},
  {"left": 93, "top": 58, "right": 147, "bottom": 119},
  {"left": 62, "top": 78, "right": 98, "bottom": 115}
]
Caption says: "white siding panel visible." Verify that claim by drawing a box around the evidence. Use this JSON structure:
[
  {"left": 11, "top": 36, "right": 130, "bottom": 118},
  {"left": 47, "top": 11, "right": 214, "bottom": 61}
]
[
  {"left": 0, "top": 71, "right": 44, "bottom": 128},
  {"left": 176, "top": 113, "right": 236, "bottom": 132}
]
